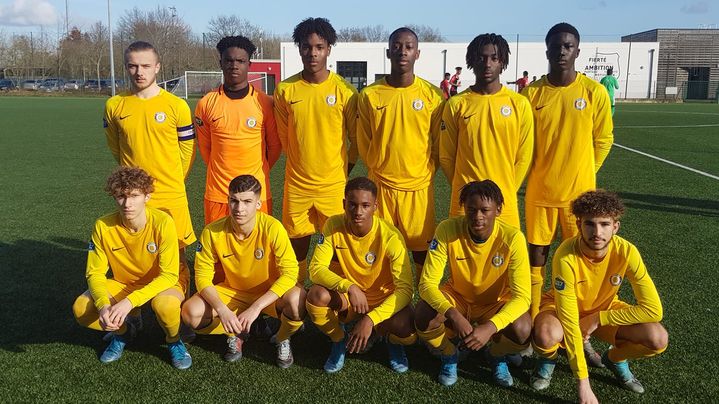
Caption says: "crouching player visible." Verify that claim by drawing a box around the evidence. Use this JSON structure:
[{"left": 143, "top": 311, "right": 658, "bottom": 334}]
[
  {"left": 416, "top": 180, "right": 531, "bottom": 387},
  {"left": 531, "top": 190, "right": 668, "bottom": 402},
  {"left": 306, "top": 177, "right": 415, "bottom": 374},
  {"left": 181, "top": 175, "right": 305, "bottom": 368},
  {"left": 72, "top": 167, "right": 191, "bottom": 369}
]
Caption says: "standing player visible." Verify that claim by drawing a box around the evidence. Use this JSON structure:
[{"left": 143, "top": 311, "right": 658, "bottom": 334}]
[
  {"left": 507, "top": 70, "right": 530, "bottom": 93},
  {"left": 449, "top": 66, "right": 462, "bottom": 96},
  {"left": 103, "top": 41, "right": 197, "bottom": 325},
  {"left": 522, "top": 23, "right": 613, "bottom": 337},
  {"left": 531, "top": 190, "right": 668, "bottom": 401},
  {"left": 306, "top": 177, "right": 415, "bottom": 374},
  {"left": 440, "top": 72, "right": 451, "bottom": 100},
  {"left": 357, "top": 27, "right": 444, "bottom": 285},
  {"left": 600, "top": 68, "right": 620, "bottom": 116},
  {"left": 72, "top": 167, "right": 191, "bottom": 369},
  {"left": 274, "top": 17, "right": 358, "bottom": 285},
  {"left": 181, "top": 175, "right": 305, "bottom": 368},
  {"left": 440, "top": 33, "right": 533, "bottom": 230},
  {"left": 416, "top": 180, "right": 531, "bottom": 387},
  {"left": 195, "top": 35, "right": 280, "bottom": 225}
]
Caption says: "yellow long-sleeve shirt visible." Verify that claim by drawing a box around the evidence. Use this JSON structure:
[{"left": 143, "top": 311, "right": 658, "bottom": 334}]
[
  {"left": 439, "top": 86, "right": 534, "bottom": 223},
  {"left": 357, "top": 76, "right": 444, "bottom": 190},
  {"left": 194, "top": 212, "right": 298, "bottom": 298},
  {"left": 273, "top": 72, "right": 357, "bottom": 194},
  {"left": 104, "top": 89, "right": 195, "bottom": 204},
  {"left": 522, "top": 74, "right": 613, "bottom": 207},
  {"left": 85, "top": 207, "right": 179, "bottom": 310},
  {"left": 420, "top": 216, "right": 531, "bottom": 331},
  {"left": 309, "top": 214, "right": 413, "bottom": 325},
  {"left": 552, "top": 235, "right": 663, "bottom": 379}
]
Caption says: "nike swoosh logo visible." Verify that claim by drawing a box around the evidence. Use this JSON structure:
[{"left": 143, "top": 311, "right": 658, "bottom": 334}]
[
  {"left": 289, "top": 100, "right": 302, "bottom": 105},
  {"left": 336, "top": 246, "right": 348, "bottom": 249},
  {"left": 577, "top": 280, "right": 588, "bottom": 284},
  {"left": 222, "top": 253, "right": 233, "bottom": 258},
  {"left": 456, "top": 257, "right": 467, "bottom": 261},
  {"left": 212, "top": 117, "right": 223, "bottom": 122},
  {"left": 184, "top": 233, "right": 193, "bottom": 239},
  {"left": 119, "top": 115, "right": 130, "bottom": 120},
  {"left": 535, "top": 105, "right": 547, "bottom": 111},
  {"left": 376, "top": 105, "right": 387, "bottom": 110},
  {"left": 112, "top": 246, "right": 125, "bottom": 251},
  {"left": 463, "top": 114, "right": 475, "bottom": 120}
]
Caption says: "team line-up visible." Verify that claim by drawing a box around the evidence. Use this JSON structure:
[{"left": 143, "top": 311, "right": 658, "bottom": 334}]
[{"left": 70, "top": 17, "right": 668, "bottom": 403}]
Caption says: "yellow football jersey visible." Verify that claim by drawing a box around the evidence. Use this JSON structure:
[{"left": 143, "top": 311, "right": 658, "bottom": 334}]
[
  {"left": 420, "top": 216, "right": 531, "bottom": 331},
  {"left": 440, "top": 86, "right": 534, "bottom": 225},
  {"left": 194, "top": 212, "right": 299, "bottom": 298},
  {"left": 357, "top": 76, "right": 444, "bottom": 190},
  {"left": 309, "top": 214, "right": 413, "bottom": 325},
  {"left": 86, "top": 207, "right": 180, "bottom": 310},
  {"left": 273, "top": 72, "right": 358, "bottom": 194},
  {"left": 104, "top": 89, "right": 196, "bottom": 203},
  {"left": 552, "top": 235, "right": 663, "bottom": 379},
  {"left": 522, "top": 74, "right": 613, "bottom": 207}
]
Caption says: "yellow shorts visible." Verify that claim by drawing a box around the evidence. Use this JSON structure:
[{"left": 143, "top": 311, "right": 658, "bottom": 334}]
[
  {"left": 204, "top": 198, "right": 271, "bottom": 225},
  {"left": 338, "top": 292, "right": 387, "bottom": 325},
  {"left": 440, "top": 286, "right": 505, "bottom": 323},
  {"left": 525, "top": 203, "right": 577, "bottom": 246},
  {"left": 148, "top": 198, "right": 197, "bottom": 248},
  {"left": 102, "top": 278, "right": 185, "bottom": 302},
  {"left": 196, "top": 283, "right": 280, "bottom": 335},
  {"left": 282, "top": 187, "right": 344, "bottom": 238},
  {"left": 374, "top": 182, "right": 435, "bottom": 251},
  {"left": 537, "top": 293, "right": 631, "bottom": 346}
]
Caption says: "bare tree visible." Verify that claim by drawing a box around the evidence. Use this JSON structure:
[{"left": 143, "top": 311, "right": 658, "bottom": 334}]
[
  {"left": 206, "top": 15, "right": 262, "bottom": 47},
  {"left": 406, "top": 24, "right": 445, "bottom": 42},
  {"left": 87, "top": 21, "right": 108, "bottom": 90},
  {"left": 337, "top": 25, "right": 389, "bottom": 42}
]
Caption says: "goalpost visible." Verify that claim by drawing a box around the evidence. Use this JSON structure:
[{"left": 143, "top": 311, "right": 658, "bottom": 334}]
[{"left": 159, "top": 71, "right": 268, "bottom": 99}]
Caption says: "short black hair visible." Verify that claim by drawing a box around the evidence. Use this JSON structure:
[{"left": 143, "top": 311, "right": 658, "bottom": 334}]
[
  {"left": 444, "top": 72, "right": 451, "bottom": 78},
  {"left": 124, "top": 41, "right": 159, "bottom": 62},
  {"left": 523, "top": 70, "right": 529, "bottom": 76},
  {"left": 292, "top": 17, "right": 337, "bottom": 46},
  {"left": 466, "top": 33, "right": 510, "bottom": 72},
  {"left": 459, "top": 180, "right": 504, "bottom": 208},
  {"left": 455, "top": 66, "right": 462, "bottom": 71},
  {"left": 216, "top": 35, "right": 257, "bottom": 59},
  {"left": 345, "top": 177, "right": 377, "bottom": 198},
  {"left": 229, "top": 174, "right": 262, "bottom": 196},
  {"left": 545, "top": 22, "right": 580, "bottom": 45},
  {"left": 388, "top": 26, "right": 418, "bottom": 44}
]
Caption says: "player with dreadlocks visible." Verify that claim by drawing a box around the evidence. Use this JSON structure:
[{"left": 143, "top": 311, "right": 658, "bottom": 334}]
[{"left": 439, "top": 33, "right": 534, "bottom": 232}]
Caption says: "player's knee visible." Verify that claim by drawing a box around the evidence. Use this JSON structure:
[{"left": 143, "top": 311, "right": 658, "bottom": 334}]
[
  {"left": 72, "top": 293, "right": 94, "bottom": 327},
  {"left": 646, "top": 324, "right": 669, "bottom": 353},
  {"left": 509, "top": 312, "right": 533, "bottom": 343},
  {"left": 306, "top": 285, "right": 331, "bottom": 306},
  {"left": 281, "top": 287, "right": 306, "bottom": 321},
  {"left": 180, "top": 297, "right": 204, "bottom": 327},
  {"left": 151, "top": 295, "right": 181, "bottom": 322},
  {"left": 532, "top": 315, "right": 562, "bottom": 348}
]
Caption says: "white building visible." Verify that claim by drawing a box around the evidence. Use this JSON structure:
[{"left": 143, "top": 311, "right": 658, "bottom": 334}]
[{"left": 280, "top": 41, "right": 659, "bottom": 99}]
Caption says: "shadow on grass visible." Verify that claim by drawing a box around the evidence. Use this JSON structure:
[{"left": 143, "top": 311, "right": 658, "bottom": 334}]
[{"left": 619, "top": 192, "right": 719, "bottom": 217}]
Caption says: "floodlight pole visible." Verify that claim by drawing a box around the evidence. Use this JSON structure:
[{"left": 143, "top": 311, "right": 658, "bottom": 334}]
[{"left": 108, "top": 0, "right": 116, "bottom": 96}]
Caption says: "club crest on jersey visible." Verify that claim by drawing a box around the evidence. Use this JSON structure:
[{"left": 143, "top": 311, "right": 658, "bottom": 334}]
[
  {"left": 500, "top": 105, "right": 512, "bottom": 117},
  {"left": 147, "top": 242, "right": 158, "bottom": 254},
  {"left": 574, "top": 98, "right": 587, "bottom": 110},
  {"left": 429, "top": 238, "right": 438, "bottom": 251},
  {"left": 246, "top": 117, "right": 257, "bottom": 128},
  {"left": 195, "top": 117, "right": 203, "bottom": 127},
  {"left": 365, "top": 252, "right": 376, "bottom": 265},
  {"left": 254, "top": 248, "right": 264, "bottom": 260},
  {"left": 610, "top": 274, "right": 623, "bottom": 286},
  {"left": 196, "top": 243, "right": 203, "bottom": 252},
  {"left": 412, "top": 99, "right": 424, "bottom": 111},
  {"left": 88, "top": 241, "right": 95, "bottom": 251},
  {"left": 554, "top": 277, "right": 565, "bottom": 291},
  {"left": 491, "top": 253, "right": 504, "bottom": 267},
  {"left": 154, "top": 112, "right": 167, "bottom": 123},
  {"left": 326, "top": 95, "right": 337, "bottom": 106}
]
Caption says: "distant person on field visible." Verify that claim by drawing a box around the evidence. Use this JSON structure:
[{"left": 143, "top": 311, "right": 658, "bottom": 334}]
[
  {"left": 507, "top": 70, "right": 530, "bottom": 93},
  {"left": 72, "top": 167, "right": 192, "bottom": 369},
  {"left": 531, "top": 75, "right": 538, "bottom": 84},
  {"left": 531, "top": 190, "right": 668, "bottom": 401},
  {"left": 449, "top": 66, "right": 462, "bottom": 96},
  {"left": 600, "top": 67, "right": 620, "bottom": 116},
  {"left": 440, "top": 72, "right": 451, "bottom": 99}
]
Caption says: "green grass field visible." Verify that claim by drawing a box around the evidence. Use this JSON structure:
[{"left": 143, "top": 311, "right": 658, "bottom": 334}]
[{"left": 0, "top": 96, "right": 717, "bottom": 402}]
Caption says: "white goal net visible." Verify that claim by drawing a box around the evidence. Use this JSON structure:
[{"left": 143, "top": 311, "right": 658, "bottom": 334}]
[{"left": 159, "top": 71, "right": 268, "bottom": 98}]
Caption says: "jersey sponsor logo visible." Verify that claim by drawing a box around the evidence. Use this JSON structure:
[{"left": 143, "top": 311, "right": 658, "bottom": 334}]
[
  {"left": 119, "top": 114, "right": 130, "bottom": 120},
  {"left": 317, "top": 234, "right": 325, "bottom": 245},
  {"left": 574, "top": 98, "right": 587, "bottom": 110},
  {"left": 146, "top": 242, "right": 158, "bottom": 254},
  {"left": 88, "top": 241, "right": 96, "bottom": 251},
  {"left": 184, "top": 232, "right": 193, "bottom": 240},
  {"left": 222, "top": 253, "right": 233, "bottom": 259},
  {"left": 154, "top": 112, "right": 167, "bottom": 123},
  {"left": 609, "top": 274, "right": 623, "bottom": 286},
  {"left": 376, "top": 105, "right": 388, "bottom": 110},
  {"left": 212, "top": 116, "right": 223, "bottom": 122},
  {"left": 500, "top": 105, "right": 512, "bottom": 117},
  {"left": 195, "top": 117, "right": 204, "bottom": 127},
  {"left": 326, "top": 95, "right": 337, "bottom": 106},
  {"left": 289, "top": 100, "right": 303, "bottom": 105},
  {"left": 554, "top": 277, "right": 565, "bottom": 291},
  {"left": 246, "top": 117, "right": 257, "bottom": 128},
  {"left": 196, "top": 243, "right": 203, "bottom": 252},
  {"left": 112, "top": 246, "right": 125, "bottom": 252},
  {"left": 463, "top": 113, "right": 475, "bottom": 120},
  {"left": 440, "top": 120, "right": 446, "bottom": 130},
  {"left": 412, "top": 99, "right": 424, "bottom": 111},
  {"left": 364, "top": 252, "right": 376, "bottom": 265},
  {"left": 429, "top": 238, "right": 438, "bottom": 251},
  {"left": 535, "top": 105, "right": 548, "bottom": 111},
  {"left": 254, "top": 248, "right": 264, "bottom": 260},
  {"left": 491, "top": 253, "right": 505, "bottom": 267}
]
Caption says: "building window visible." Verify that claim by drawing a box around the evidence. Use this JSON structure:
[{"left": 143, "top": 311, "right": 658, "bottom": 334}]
[{"left": 337, "top": 61, "right": 367, "bottom": 90}]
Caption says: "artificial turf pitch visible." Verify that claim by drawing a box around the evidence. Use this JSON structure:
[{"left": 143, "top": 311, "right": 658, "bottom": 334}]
[{"left": 0, "top": 97, "right": 717, "bottom": 402}]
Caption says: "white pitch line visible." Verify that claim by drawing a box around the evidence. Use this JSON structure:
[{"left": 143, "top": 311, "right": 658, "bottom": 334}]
[
  {"left": 615, "top": 143, "right": 719, "bottom": 181},
  {"left": 620, "top": 110, "right": 719, "bottom": 116},
  {"left": 615, "top": 124, "right": 719, "bottom": 128}
]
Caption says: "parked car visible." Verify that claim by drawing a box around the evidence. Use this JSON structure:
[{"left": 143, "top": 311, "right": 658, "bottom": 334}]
[
  {"left": 22, "top": 79, "right": 41, "bottom": 90},
  {"left": 83, "top": 79, "right": 102, "bottom": 90},
  {"left": 0, "top": 79, "right": 17, "bottom": 91},
  {"left": 39, "top": 78, "right": 66, "bottom": 92},
  {"left": 64, "top": 79, "right": 84, "bottom": 90}
]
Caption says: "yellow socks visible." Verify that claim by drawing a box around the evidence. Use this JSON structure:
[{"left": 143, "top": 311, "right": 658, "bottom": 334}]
[
  {"left": 490, "top": 334, "right": 529, "bottom": 357},
  {"left": 276, "top": 314, "right": 304, "bottom": 342},
  {"left": 417, "top": 324, "right": 456, "bottom": 356},
  {"left": 530, "top": 266, "right": 545, "bottom": 319},
  {"left": 306, "top": 301, "right": 344, "bottom": 342},
  {"left": 151, "top": 294, "right": 182, "bottom": 343}
]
